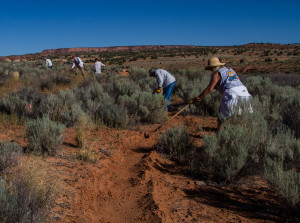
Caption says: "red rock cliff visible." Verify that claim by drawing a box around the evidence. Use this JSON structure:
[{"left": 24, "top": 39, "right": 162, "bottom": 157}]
[{"left": 41, "top": 45, "right": 196, "bottom": 54}]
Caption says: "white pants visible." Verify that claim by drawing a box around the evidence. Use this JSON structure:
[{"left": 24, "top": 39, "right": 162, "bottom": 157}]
[{"left": 220, "top": 86, "right": 253, "bottom": 118}]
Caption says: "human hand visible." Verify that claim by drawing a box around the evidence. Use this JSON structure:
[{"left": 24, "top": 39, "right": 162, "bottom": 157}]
[
  {"left": 188, "top": 96, "right": 201, "bottom": 104},
  {"left": 156, "top": 88, "right": 162, "bottom": 93}
]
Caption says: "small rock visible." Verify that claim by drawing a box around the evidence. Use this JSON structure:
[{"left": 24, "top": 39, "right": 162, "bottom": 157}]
[{"left": 195, "top": 181, "right": 206, "bottom": 186}]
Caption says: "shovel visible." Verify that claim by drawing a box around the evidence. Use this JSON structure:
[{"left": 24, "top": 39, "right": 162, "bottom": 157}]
[{"left": 144, "top": 104, "right": 190, "bottom": 138}]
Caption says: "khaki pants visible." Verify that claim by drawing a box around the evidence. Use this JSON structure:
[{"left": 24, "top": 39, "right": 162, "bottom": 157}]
[{"left": 76, "top": 66, "right": 86, "bottom": 76}]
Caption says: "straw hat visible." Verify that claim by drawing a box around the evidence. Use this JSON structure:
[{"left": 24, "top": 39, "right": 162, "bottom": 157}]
[{"left": 205, "top": 57, "right": 225, "bottom": 70}]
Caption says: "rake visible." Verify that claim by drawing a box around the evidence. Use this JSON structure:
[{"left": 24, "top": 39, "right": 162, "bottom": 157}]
[{"left": 144, "top": 104, "right": 190, "bottom": 138}]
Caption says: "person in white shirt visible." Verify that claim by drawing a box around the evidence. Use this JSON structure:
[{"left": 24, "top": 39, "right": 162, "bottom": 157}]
[
  {"left": 94, "top": 58, "right": 105, "bottom": 74},
  {"left": 149, "top": 68, "right": 176, "bottom": 111},
  {"left": 44, "top": 58, "right": 52, "bottom": 69},
  {"left": 189, "top": 57, "right": 253, "bottom": 128},
  {"left": 71, "top": 56, "right": 86, "bottom": 76}
]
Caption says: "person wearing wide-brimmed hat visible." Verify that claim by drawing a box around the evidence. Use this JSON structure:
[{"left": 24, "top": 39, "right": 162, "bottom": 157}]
[{"left": 189, "top": 57, "right": 252, "bottom": 125}]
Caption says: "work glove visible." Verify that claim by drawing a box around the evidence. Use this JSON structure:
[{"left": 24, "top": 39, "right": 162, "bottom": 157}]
[
  {"left": 155, "top": 88, "right": 162, "bottom": 94},
  {"left": 188, "top": 96, "right": 201, "bottom": 104}
]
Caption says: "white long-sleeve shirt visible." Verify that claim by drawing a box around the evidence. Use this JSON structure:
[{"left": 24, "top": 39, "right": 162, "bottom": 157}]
[
  {"left": 45, "top": 59, "right": 52, "bottom": 67},
  {"left": 72, "top": 57, "right": 84, "bottom": 68},
  {"left": 94, "top": 61, "right": 105, "bottom": 74},
  {"left": 155, "top": 69, "right": 176, "bottom": 88}
]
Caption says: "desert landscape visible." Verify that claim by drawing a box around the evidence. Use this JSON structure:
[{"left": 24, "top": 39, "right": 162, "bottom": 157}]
[{"left": 0, "top": 43, "right": 299, "bottom": 222}]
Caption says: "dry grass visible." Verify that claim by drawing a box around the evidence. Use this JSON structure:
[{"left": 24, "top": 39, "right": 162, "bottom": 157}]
[
  {"left": 0, "top": 156, "right": 59, "bottom": 223},
  {"left": 75, "top": 115, "right": 93, "bottom": 149},
  {"left": 77, "top": 147, "right": 97, "bottom": 163},
  {"left": 0, "top": 112, "right": 25, "bottom": 127}
]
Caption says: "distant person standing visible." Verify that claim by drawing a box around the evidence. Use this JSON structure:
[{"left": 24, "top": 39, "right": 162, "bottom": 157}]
[
  {"left": 44, "top": 58, "right": 52, "bottom": 69},
  {"left": 71, "top": 56, "right": 85, "bottom": 76},
  {"left": 94, "top": 58, "right": 105, "bottom": 74},
  {"left": 149, "top": 69, "right": 176, "bottom": 111}
]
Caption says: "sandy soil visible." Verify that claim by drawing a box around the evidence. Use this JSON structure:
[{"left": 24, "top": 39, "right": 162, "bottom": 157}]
[{"left": 2, "top": 110, "right": 295, "bottom": 223}]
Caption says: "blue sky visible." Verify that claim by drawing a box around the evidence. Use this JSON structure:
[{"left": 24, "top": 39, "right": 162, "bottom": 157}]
[{"left": 0, "top": 0, "right": 299, "bottom": 56}]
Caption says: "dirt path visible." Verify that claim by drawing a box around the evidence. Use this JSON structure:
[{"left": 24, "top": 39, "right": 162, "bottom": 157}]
[
  {"left": 1, "top": 115, "right": 289, "bottom": 222},
  {"left": 49, "top": 115, "right": 284, "bottom": 223}
]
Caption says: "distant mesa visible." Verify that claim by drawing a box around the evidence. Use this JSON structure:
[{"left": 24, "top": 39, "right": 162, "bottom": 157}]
[{"left": 41, "top": 45, "right": 196, "bottom": 54}]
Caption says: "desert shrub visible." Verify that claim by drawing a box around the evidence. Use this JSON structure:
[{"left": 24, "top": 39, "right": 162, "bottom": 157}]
[
  {"left": 264, "top": 129, "right": 300, "bottom": 207},
  {"left": 117, "top": 94, "right": 139, "bottom": 115},
  {"left": 136, "top": 92, "right": 167, "bottom": 123},
  {"left": 265, "top": 57, "right": 272, "bottom": 62},
  {"left": 128, "top": 67, "right": 148, "bottom": 79},
  {"left": 38, "top": 90, "right": 84, "bottom": 126},
  {"left": 158, "top": 126, "right": 194, "bottom": 161},
  {"left": 196, "top": 102, "right": 269, "bottom": 183},
  {"left": 127, "top": 67, "right": 156, "bottom": 92},
  {"left": 0, "top": 112, "right": 25, "bottom": 126},
  {"left": 0, "top": 167, "right": 56, "bottom": 222},
  {"left": 192, "top": 94, "right": 300, "bottom": 190},
  {"left": 264, "top": 159, "right": 300, "bottom": 207},
  {"left": 112, "top": 78, "right": 141, "bottom": 98},
  {"left": 75, "top": 82, "right": 112, "bottom": 116},
  {"left": 39, "top": 72, "right": 72, "bottom": 91},
  {"left": 0, "top": 142, "right": 22, "bottom": 174},
  {"left": 244, "top": 76, "right": 300, "bottom": 136},
  {"left": 26, "top": 116, "right": 65, "bottom": 156},
  {"left": 39, "top": 76, "right": 54, "bottom": 91},
  {"left": 95, "top": 103, "right": 128, "bottom": 128},
  {"left": 1, "top": 87, "right": 85, "bottom": 126},
  {"left": 119, "top": 92, "right": 167, "bottom": 124},
  {"left": 0, "top": 87, "right": 43, "bottom": 118},
  {"left": 173, "top": 68, "right": 208, "bottom": 80},
  {"left": 75, "top": 81, "right": 130, "bottom": 128},
  {"left": 187, "top": 91, "right": 221, "bottom": 116},
  {"left": 243, "top": 76, "right": 273, "bottom": 97},
  {"left": 173, "top": 69, "right": 222, "bottom": 116},
  {"left": 100, "top": 76, "right": 142, "bottom": 100},
  {"left": 279, "top": 94, "right": 300, "bottom": 138},
  {"left": 175, "top": 76, "right": 204, "bottom": 101}
]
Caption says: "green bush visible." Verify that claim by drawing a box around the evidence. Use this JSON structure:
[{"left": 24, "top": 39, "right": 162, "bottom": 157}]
[
  {"left": 127, "top": 67, "right": 156, "bottom": 92},
  {"left": 38, "top": 90, "right": 84, "bottom": 127},
  {"left": 263, "top": 128, "right": 300, "bottom": 206},
  {"left": 95, "top": 103, "right": 128, "bottom": 128},
  {"left": 25, "top": 116, "right": 65, "bottom": 155},
  {"left": 265, "top": 159, "right": 300, "bottom": 206},
  {"left": 75, "top": 82, "right": 112, "bottom": 116},
  {"left": 129, "top": 92, "right": 166, "bottom": 124},
  {"left": 37, "top": 71, "right": 71, "bottom": 91},
  {"left": 0, "top": 142, "right": 22, "bottom": 174},
  {"left": 173, "top": 69, "right": 221, "bottom": 116},
  {"left": 158, "top": 126, "right": 194, "bottom": 161},
  {"left": 0, "top": 87, "right": 43, "bottom": 118},
  {"left": 117, "top": 92, "right": 166, "bottom": 125},
  {"left": 244, "top": 76, "right": 300, "bottom": 136},
  {"left": 197, "top": 102, "right": 269, "bottom": 183}
]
